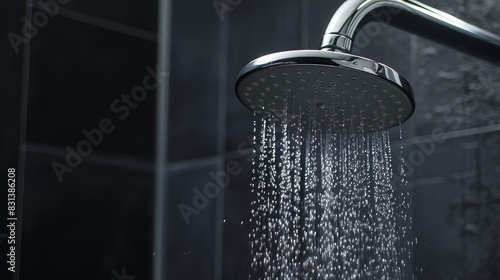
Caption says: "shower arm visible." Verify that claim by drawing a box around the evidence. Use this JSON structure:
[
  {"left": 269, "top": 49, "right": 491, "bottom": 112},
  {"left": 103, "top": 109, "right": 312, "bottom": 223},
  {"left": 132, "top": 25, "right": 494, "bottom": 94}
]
[{"left": 320, "top": 0, "right": 500, "bottom": 64}]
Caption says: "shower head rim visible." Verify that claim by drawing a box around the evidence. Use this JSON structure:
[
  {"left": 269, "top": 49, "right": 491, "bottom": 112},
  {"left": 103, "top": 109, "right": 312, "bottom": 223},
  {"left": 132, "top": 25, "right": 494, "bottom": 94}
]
[
  {"left": 236, "top": 50, "right": 414, "bottom": 96},
  {"left": 235, "top": 50, "right": 415, "bottom": 131}
]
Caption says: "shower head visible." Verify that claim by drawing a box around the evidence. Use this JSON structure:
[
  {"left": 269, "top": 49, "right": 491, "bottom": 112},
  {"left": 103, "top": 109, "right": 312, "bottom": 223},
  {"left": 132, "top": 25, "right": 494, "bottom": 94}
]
[
  {"left": 235, "top": 50, "right": 414, "bottom": 132},
  {"left": 235, "top": 0, "right": 500, "bottom": 132}
]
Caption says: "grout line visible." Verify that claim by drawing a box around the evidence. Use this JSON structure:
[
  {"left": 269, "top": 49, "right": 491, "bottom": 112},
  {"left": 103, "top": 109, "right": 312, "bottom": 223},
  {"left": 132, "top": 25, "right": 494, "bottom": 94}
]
[
  {"left": 413, "top": 164, "right": 500, "bottom": 185},
  {"left": 15, "top": 1, "right": 33, "bottom": 279},
  {"left": 153, "top": 0, "right": 172, "bottom": 279},
  {"left": 23, "top": 143, "right": 155, "bottom": 171},
  {"left": 214, "top": 16, "right": 229, "bottom": 280},
  {"left": 32, "top": 5, "right": 157, "bottom": 42},
  {"left": 392, "top": 123, "right": 500, "bottom": 147},
  {"left": 22, "top": 141, "right": 227, "bottom": 172},
  {"left": 168, "top": 155, "right": 219, "bottom": 172}
]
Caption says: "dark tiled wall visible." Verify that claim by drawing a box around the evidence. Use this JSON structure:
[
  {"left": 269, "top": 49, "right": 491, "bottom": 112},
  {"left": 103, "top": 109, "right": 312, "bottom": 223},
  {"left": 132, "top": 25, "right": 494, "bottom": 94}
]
[
  {"left": 27, "top": 15, "right": 158, "bottom": 159},
  {"left": 168, "top": 0, "right": 223, "bottom": 161},
  {"left": 0, "top": 0, "right": 24, "bottom": 181},
  {"left": 411, "top": 0, "right": 500, "bottom": 279},
  {"left": 21, "top": 151, "right": 154, "bottom": 279},
  {"left": 10, "top": 1, "right": 159, "bottom": 279},
  {"left": 1, "top": 0, "right": 499, "bottom": 279},
  {"left": 1, "top": 1, "right": 24, "bottom": 280}
]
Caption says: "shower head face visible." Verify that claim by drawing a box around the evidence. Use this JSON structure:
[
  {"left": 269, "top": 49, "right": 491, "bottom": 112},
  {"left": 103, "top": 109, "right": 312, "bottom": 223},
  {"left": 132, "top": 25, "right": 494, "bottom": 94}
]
[{"left": 235, "top": 50, "right": 415, "bottom": 132}]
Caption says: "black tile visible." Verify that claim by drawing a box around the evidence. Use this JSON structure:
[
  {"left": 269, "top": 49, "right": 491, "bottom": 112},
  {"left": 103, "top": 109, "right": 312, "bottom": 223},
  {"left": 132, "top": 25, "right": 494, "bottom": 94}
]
[
  {"left": 21, "top": 151, "right": 154, "bottom": 280},
  {"left": 413, "top": 177, "right": 463, "bottom": 280},
  {"left": 0, "top": 0, "right": 24, "bottom": 170},
  {"left": 411, "top": 137, "right": 500, "bottom": 279},
  {"left": 479, "top": 133, "right": 500, "bottom": 187},
  {"left": 308, "top": 0, "right": 343, "bottom": 49},
  {"left": 398, "top": 136, "right": 476, "bottom": 180},
  {"left": 37, "top": 0, "right": 158, "bottom": 32},
  {"left": 26, "top": 16, "right": 157, "bottom": 159},
  {"left": 222, "top": 156, "right": 253, "bottom": 279},
  {"left": 226, "top": 0, "right": 302, "bottom": 152},
  {"left": 167, "top": 0, "right": 223, "bottom": 161},
  {"left": 166, "top": 160, "right": 220, "bottom": 279},
  {"left": 411, "top": 168, "right": 500, "bottom": 279},
  {"left": 0, "top": 4, "right": 25, "bottom": 279}
]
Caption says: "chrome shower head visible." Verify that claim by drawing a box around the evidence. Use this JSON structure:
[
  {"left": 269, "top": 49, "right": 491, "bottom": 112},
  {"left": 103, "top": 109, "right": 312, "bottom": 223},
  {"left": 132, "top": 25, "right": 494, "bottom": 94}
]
[
  {"left": 235, "top": 50, "right": 415, "bottom": 132},
  {"left": 235, "top": 0, "right": 500, "bottom": 132}
]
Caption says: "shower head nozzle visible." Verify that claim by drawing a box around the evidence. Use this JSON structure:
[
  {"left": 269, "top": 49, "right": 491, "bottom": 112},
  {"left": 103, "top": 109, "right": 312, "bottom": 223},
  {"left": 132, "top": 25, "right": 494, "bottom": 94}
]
[{"left": 235, "top": 50, "right": 415, "bottom": 132}]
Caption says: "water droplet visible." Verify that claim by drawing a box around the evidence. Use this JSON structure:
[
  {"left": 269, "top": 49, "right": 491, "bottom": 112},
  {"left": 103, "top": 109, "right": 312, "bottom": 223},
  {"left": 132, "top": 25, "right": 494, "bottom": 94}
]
[{"left": 316, "top": 103, "right": 327, "bottom": 109}]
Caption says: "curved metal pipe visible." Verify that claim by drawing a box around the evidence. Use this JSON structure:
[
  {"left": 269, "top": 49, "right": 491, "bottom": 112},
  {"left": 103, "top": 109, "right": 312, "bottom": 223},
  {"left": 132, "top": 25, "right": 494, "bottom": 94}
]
[{"left": 320, "top": 0, "right": 500, "bottom": 63}]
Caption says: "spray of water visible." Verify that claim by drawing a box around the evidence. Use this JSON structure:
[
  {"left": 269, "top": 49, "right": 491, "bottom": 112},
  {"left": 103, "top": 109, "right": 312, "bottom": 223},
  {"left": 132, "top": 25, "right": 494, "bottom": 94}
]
[{"left": 249, "top": 103, "right": 414, "bottom": 279}]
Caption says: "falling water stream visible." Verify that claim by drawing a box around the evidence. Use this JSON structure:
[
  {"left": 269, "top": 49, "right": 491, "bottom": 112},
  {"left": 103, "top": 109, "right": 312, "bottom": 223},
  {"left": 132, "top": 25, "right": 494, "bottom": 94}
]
[{"left": 249, "top": 113, "right": 414, "bottom": 279}]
